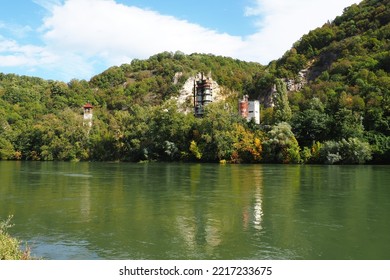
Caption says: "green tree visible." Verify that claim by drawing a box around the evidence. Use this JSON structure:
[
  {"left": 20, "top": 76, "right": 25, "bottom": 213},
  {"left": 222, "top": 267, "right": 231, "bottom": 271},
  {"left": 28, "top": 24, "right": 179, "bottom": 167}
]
[
  {"left": 0, "top": 138, "right": 15, "bottom": 160},
  {"left": 273, "top": 80, "right": 292, "bottom": 123},
  {"left": 332, "top": 108, "right": 364, "bottom": 140},
  {"left": 144, "top": 101, "right": 195, "bottom": 161},
  {"left": 263, "top": 122, "right": 301, "bottom": 163},
  {"left": 231, "top": 123, "right": 263, "bottom": 163},
  {"left": 292, "top": 98, "right": 331, "bottom": 147},
  {"left": 318, "top": 138, "right": 372, "bottom": 164}
]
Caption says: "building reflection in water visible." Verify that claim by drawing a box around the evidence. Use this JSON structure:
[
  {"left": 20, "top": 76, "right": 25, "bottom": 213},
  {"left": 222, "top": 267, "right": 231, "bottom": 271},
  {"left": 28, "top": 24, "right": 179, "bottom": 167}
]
[
  {"left": 253, "top": 185, "right": 263, "bottom": 231},
  {"left": 77, "top": 163, "right": 92, "bottom": 222},
  {"left": 174, "top": 164, "right": 223, "bottom": 255},
  {"left": 80, "top": 178, "right": 91, "bottom": 222},
  {"left": 175, "top": 164, "right": 264, "bottom": 256},
  {"left": 242, "top": 167, "right": 263, "bottom": 232}
]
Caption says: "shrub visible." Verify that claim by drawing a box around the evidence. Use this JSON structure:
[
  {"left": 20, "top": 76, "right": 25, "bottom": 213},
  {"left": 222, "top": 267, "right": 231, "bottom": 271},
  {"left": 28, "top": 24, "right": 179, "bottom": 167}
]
[
  {"left": 0, "top": 215, "right": 33, "bottom": 260},
  {"left": 262, "top": 122, "right": 301, "bottom": 163},
  {"left": 318, "top": 138, "right": 372, "bottom": 164}
]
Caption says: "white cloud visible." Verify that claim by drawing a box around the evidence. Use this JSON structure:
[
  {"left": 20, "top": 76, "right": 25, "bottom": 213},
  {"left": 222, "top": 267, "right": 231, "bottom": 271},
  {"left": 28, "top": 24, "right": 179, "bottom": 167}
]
[
  {"left": 243, "top": 0, "right": 361, "bottom": 63},
  {"left": 0, "top": 21, "right": 34, "bottom": 39},
  {"left": 40, "top": 0, "right": 245, "bottom": 67},
  {"left": 0, "top": 36, "right": 57, "bottom": 67},
  {"left": 0, "top": 0, "right": 363, "bottom": 81},
  {"left": 0, "top": 35, "right": 88, "bottom": 81}
]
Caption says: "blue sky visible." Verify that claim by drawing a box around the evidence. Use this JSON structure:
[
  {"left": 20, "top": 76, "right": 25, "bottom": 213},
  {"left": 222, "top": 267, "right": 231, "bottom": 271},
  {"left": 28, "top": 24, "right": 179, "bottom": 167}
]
[
  {"left": 0, "top": 0, "right": 361, "bottom": 81},
  {"left": 121, "top": 0, "right": 259, "bottom": 36}
]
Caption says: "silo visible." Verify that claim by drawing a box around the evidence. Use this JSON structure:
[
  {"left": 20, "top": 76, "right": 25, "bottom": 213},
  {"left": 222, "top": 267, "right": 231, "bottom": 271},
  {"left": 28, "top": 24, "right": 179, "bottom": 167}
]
[
  {"left": 193, "top": 73, "right": 213, "bottom": 117},
  {"left": 239, "top": 95, "right": 249, "bottom": 119}
]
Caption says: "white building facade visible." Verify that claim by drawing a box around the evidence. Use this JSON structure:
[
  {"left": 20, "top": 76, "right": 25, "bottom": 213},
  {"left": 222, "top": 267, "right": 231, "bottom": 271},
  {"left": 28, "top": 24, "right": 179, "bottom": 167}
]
[{"left": 239, "top": 95, "right": 260, "bottom": 124}]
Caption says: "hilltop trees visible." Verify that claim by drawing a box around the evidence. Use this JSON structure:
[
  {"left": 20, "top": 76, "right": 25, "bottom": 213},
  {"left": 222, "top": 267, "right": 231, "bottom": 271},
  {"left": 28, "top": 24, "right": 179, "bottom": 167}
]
[{"left": 273, "top": 0, "right": 389, "bottom": 163}]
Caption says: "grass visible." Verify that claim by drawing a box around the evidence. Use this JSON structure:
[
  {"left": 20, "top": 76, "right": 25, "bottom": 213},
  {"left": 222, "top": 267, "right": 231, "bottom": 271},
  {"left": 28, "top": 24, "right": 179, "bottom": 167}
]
[{"left": 0, "top": 215, "right": 34, "bottom": 260}]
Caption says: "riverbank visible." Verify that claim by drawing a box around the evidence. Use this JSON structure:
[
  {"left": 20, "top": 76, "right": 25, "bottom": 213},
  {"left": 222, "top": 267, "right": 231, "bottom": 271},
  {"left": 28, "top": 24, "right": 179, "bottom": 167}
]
[{"left": 0, "top": 216, "right": 33, "bottom": 260}]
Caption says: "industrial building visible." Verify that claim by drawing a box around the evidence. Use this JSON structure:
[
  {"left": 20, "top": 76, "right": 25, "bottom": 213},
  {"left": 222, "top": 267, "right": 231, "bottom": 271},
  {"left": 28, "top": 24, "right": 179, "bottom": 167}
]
[
  {"left": 239, "top": 95, "right": 260, "bottom": 124},
  {"left": 193, "top": 73, "right": 213, "bottom": 117}
]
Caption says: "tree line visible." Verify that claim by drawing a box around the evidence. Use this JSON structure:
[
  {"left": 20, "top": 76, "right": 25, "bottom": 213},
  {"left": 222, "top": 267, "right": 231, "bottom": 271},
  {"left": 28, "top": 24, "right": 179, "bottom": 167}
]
[{"left": 0, "top": 0, "right": 389, "bottom": 164}]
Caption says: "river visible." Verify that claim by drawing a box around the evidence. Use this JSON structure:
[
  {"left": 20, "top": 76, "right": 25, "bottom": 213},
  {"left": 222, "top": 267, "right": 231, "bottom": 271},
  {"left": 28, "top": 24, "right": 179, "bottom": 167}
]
[{"left": 1, "top": 161, "right": 389, "bottom": 260}]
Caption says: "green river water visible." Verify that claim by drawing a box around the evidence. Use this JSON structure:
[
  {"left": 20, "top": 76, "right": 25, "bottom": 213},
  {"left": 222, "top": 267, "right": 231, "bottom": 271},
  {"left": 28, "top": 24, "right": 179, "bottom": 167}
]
[{"left": 1, "top": 161, "right": 389, "bottom": 260}]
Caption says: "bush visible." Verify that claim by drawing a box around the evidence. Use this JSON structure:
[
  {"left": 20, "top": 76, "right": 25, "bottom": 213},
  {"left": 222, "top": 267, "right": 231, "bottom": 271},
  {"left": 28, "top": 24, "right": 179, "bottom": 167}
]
[
  {"left": 0, "top": 215, "right": 33, "bottom": 260},
  {"left": 318, "top": 138, "right": 372, "bottom": 164},
  {"left": 300, "top": 147, "right": 312, "bottom": 163},
  {"left": 262, "top": 122, "right": 301, "bottom": 163}
]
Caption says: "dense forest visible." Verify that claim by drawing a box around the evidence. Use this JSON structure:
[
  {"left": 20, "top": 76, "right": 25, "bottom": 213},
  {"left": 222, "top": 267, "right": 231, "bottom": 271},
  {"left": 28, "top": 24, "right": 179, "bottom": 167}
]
[{"left": 0, "top": 0, "right": 389, "bottom": 164}]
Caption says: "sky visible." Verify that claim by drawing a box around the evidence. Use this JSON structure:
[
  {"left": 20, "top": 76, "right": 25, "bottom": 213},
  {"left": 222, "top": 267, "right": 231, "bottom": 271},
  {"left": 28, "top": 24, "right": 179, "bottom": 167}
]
[{"left": 0, "top": 0, "right": 361, "bottom": 82}]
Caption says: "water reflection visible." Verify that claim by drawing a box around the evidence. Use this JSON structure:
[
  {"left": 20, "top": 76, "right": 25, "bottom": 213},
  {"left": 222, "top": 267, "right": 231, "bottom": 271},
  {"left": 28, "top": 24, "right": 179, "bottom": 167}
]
[
  {"left": 241, "top": 167, "right": 264, "bottom": 232},
  {"left": 1, "top": 162, "right": 390, "bottom": 260},
  {"left": 253, "top": 189, "right": 263, "bottom": 231},
  {"left": 174, "top": 164, "right": 224, "bottom": 256},
  {"left": 29, "top": 236, "right": 100, "bottom": 260},
  {"left": 78, "top": 166, "right": 92, "bottom": 222},
  {"left": 173, "top": 164, "right": 265, "bottom": 258}
]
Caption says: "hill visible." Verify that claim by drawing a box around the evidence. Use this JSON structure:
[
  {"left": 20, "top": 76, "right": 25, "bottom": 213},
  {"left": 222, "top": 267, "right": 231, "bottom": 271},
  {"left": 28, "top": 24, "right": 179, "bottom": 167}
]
[
  {"left": 255, "top": 0, "right": 389, "bottom": 162},
  {"left": 0, "top": 0, "right": 389, "bottom": 163},
  {"left": 0, "top": 54, "right": 265, "bottom": 162},
  {"left": 89, "top": 52, "right": 264, "bottom": 110}
]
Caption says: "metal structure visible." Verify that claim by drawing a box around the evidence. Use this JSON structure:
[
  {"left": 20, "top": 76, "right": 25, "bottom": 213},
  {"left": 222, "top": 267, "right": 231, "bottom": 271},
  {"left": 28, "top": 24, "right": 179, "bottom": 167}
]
[{"left": 194, "top": 73, "right": 213, "bottom": 117}]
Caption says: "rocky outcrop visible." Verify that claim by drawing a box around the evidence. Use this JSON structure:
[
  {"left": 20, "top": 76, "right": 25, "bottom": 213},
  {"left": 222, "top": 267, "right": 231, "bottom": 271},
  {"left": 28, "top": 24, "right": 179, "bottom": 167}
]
[
  {"left": 173, "top": 72, "right": 183, "bottom": 85},
  {"left": 282, "top": 68, "right": 308, "bottom": 92}
]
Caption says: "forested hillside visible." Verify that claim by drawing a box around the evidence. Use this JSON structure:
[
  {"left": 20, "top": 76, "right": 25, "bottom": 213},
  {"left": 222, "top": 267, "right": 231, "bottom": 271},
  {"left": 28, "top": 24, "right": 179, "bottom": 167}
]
[
  {"left": 251, "top": 0, "right": 390, "bottom": 163},
  {"left": 0, "top": 0, "right": 389, "bottom": 164},
  {"left": 0, "top": 54, "right": 265, "bottom": 162}
]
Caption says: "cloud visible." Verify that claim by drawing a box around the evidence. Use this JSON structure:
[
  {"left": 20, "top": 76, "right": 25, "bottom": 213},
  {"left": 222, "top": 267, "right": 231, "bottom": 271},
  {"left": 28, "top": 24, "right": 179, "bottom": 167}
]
[
  {"left": 40, "top": 0, "right": 245, "bottom": 68},
  {"left": 0, "top": 36, "right": 56, "bottom": 67},
  {"left": 38, "top": 0, "right": 361, "bottom": 75},
  {"left": 21, "top": 0, "right": 250, "bottom": 80},
  {"left": 243, "top": 0, "right": 361, "bottom": 63},
  {"left": 1, "top": 0, "right": 362, "bottom": 81},
  {"left": 0, "top": 21, "right": 33, "bottom": 39}
]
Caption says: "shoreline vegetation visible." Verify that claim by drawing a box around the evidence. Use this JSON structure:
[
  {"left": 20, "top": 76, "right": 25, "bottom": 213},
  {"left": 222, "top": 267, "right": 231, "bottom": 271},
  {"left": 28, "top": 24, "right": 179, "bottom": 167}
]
[
  {"left": 0, "top": 0, "right": 388, "bottom": 165},
  {"left": 0, "top": 216, "right": 34, "bottom": 260}
]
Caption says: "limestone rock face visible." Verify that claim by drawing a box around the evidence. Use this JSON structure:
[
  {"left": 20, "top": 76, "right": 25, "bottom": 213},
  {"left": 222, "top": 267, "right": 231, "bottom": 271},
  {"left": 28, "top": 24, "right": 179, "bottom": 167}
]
[
  {"left": 282, "top": 68, "right": 308, "bottom": 92},
  {"left": 173, "top": 72, "right": 183, "bottom": 85}
]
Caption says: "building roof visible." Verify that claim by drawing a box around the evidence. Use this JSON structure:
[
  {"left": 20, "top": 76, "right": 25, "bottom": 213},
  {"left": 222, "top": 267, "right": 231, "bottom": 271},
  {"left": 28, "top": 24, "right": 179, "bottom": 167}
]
[{"left": 83, "top": 103, "right": 93, "bottom": 109}]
